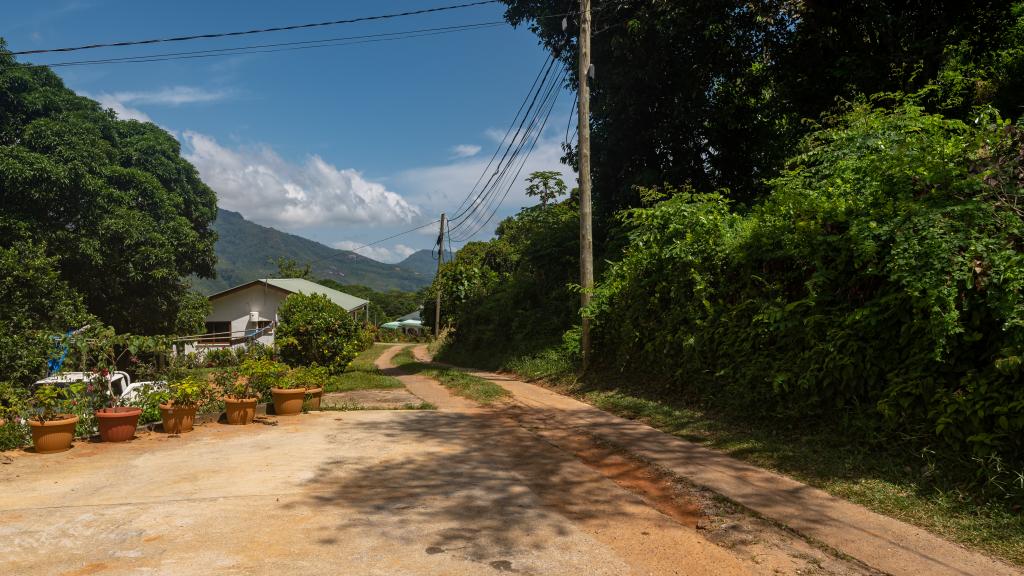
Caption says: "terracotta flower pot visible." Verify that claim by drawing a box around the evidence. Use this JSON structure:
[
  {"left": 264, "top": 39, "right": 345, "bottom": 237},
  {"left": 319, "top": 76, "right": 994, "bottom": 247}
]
[
  {"left": 95, "top": 407, "right": 142, "bottom": 442},
  {"left": 271, "top": 388, "right": 306, "bottom": 416},
  {"left": 29, "top": 414, "right": 79, "bottom": 454},
  {"left": 304, "top": 387, "right": 324, "bottom": 411},
  {"left": 224, "top": 397, "right": 258, "bottom": 425},
  {"left": 159, "top": 403, "right": 197, "bottom": 434}
]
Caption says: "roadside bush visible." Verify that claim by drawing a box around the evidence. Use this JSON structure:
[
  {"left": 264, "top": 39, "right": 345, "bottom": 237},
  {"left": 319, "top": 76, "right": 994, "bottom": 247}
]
[
  {"left": 0, "top": 381, "right": 28, "bottom": 450},
  {"left": 428, "top": 195, "right": 580, "bottom": 363},
  {"left": 275, "top": 293, "right": 360, "bottom": 374},
  {"left": 203, "top": 348, "right": 236, "bottom": 368},
  {"left": 234, "top": 342, "right": 273, "bottom": 364},
  {"left": 587, "top": 104, "right": 1024, "bottom": 499}
]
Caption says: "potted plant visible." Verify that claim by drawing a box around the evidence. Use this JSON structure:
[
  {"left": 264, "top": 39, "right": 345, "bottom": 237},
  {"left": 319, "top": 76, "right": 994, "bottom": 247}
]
[
  {"left": 271, "top": 365, "right": 307, "bottom": 416},
  {"left": 155, "top": 376, "right": 212, "bottom": 434},
  {"left": 289, "top": 365, "right": 330, "bottom": 411},
  {"left": 27, "top": 383, "right": 83, "bottom": 453},
  {"left": 217, "top": 369, "right": 257, "bottom": 425},
  {"left": 88, "top": 370, "right": 143, "bottom": 443}
]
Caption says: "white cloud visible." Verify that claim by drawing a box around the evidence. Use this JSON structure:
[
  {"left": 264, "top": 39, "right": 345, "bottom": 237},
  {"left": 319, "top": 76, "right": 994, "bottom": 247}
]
[
  {"left": 93, "top": 94, "right": 152, "bottom": 123},
  {"left": 450, "top": 144, "right": 481, "bottom": 159},
  {"left": 332, "top": 241, "right": 416, "bottom": 264},
  {"left": 88, "top": 86, "right": 227, "bottom": 123},
  {"left": 108, "top": 86, "right": 229, "bottom": 106},
  {"left": 393, "top": 123, "right": 575, "bottom": 241},
  {"left": 183, "top": 131, "right": 420, "bottom": 229}
]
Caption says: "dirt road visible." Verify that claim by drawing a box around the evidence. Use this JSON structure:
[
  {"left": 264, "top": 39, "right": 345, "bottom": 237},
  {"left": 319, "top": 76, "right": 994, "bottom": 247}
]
[{"left": 0, "top": 346, "right": 901, "bottom": 575}]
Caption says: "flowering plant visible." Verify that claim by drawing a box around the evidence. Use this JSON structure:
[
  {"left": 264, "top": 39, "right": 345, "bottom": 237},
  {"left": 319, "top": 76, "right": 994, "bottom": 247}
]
[
  {"left": 215, "top": 369, "right": 256, "bottom": 400},
  {"left": 28, "top": 383, "right": 84, "bottom": 422}
]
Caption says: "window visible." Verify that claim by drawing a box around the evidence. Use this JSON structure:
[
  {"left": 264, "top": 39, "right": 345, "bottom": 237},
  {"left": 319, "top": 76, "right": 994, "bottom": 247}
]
[{"left": 204, "top": 321, "right": 231, "bottom": 346}]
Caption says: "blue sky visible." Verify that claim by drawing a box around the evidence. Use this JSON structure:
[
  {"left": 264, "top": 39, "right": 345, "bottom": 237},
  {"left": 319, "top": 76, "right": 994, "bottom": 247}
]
[{"left": 2, "top": 0, "right": 575, "bottom": 262}]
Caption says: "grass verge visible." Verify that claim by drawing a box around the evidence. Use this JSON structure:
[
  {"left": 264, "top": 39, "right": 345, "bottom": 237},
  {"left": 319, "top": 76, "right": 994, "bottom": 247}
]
[
  {"left": 392, "top": 348, "right": 509, "bottom": 405},
  {"left": 324, "top": 344, "right": 403, "bottom": 393},
  {"left": 438, "top": 344, "right": 1024, "bottom": 567}
]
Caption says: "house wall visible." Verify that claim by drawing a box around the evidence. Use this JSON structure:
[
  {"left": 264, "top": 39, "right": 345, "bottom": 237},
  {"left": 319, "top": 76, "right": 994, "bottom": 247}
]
[
  {"left": 179, "top": 284, "right": 370, "bottom": 355},
  {"left": 206, "top": 284, "right": 286, "bottom": 347}
]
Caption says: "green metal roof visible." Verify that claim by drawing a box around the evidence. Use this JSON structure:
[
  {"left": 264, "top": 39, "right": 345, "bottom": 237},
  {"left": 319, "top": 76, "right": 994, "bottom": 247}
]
[
  {"left": 260, "top": 279, "right": 368, "bottom": 311},
  {"left": 208, "top": 278, "right": 368, "bottom": 312}
]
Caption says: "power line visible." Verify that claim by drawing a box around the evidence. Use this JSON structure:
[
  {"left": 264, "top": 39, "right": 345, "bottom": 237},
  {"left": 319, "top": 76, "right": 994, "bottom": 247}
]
[
  {"left": 452, "top": 68, "right": 564, "bottom": 242},
  {"left": 303, "top": 219, "right": 441, "bottom": 269},
  {"left": 450, "top": 63, "right": 566, "bottom": 240},
  {"left": 10, "top": 0, "right": 501, "bottom": 55},
  {"left": 448, "top": 54, "right": 553, "bottom": 221},
  {"left": 38, "top": 22, "right": 505, "bottom": 68},
  {"left": 448, "top": 56, "right": 561, "bottom": 232}
]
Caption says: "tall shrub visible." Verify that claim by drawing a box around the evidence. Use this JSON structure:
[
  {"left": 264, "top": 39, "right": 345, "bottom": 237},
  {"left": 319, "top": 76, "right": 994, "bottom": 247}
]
[
  {"left": 588, "top": 104, "right": 1024, "bottom": 495},
  {"left": 275, "top": 293, "right": 359, "bottom": 374}
]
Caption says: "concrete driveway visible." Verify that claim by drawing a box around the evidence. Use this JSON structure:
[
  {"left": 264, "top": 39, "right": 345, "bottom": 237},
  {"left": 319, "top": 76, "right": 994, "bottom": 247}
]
[{"left": 0, "top": 408, "right": 752, "bottom": 575}]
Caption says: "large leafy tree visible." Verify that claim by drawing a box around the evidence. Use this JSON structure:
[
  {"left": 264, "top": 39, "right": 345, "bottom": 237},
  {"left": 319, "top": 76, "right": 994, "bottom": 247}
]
[
  {"left": 502, "top": 0, "right": 1024, "bottom": 220},
  {"left": 0, "top": 42, "right": 217, "bottom": 336}
]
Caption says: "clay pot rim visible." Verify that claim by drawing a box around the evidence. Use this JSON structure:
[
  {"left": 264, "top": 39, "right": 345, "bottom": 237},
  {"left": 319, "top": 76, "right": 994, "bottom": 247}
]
[
  {"left": 28, "top": 414, "right": 79, "bottom": 427},
  {"left": 158, "top": 403, "right": 199, "bottom": 411},
  {"left": 270, "top": 387, "right": 307, "bottom": 394},
  {"left": 95, "top": 406, "right": 142, "bottom": 417},
  {"left": 224, "top": 396, "right": 259, "bottom": 403},
  {"left": 304, "top": 387, "right": 324, "bottom": 394}
]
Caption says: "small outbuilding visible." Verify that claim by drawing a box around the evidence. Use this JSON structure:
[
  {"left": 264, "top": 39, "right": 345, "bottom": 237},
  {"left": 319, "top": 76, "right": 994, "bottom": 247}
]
[{"left": 200, "top": 278, "right": 369, "bottom": 348}]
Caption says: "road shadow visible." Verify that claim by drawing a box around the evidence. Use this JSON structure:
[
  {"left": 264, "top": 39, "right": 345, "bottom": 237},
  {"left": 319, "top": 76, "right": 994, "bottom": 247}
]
[{"left": 284, "top": 409, "right": 666, "bottom": 568}]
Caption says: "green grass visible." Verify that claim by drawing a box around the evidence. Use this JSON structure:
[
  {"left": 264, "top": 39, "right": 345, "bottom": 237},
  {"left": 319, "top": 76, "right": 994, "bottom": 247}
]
[
  {"left": 348, "top": 343, "right": 393, "bottom": 372},
  {"left": 324, "top": 344, "right": 403, "bottom": 393},
  {"left": 392, "top": 348, "right": 510, "bottom": 404},
  {"left": 438, "top": 343, "right": 1024, "bottom": 567}
]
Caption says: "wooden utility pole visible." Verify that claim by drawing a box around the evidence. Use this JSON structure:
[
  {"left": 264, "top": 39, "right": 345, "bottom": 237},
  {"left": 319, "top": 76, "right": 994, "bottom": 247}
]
[
  {"left": 578, "top": 0, "right": 594, "bottom": 370},
  {"left": 434, "top": 212, "right": 446, "bottom": 338}
]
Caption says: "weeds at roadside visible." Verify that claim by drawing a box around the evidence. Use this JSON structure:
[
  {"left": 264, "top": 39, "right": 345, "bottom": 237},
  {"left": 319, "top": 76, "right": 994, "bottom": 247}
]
[{"left": 392, "top": 349, "right": 509, "bottom": 404}]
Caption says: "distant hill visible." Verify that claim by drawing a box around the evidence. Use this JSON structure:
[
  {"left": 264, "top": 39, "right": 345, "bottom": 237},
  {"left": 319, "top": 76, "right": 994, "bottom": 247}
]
[
  {"left": 191, "top": 209, "right": 434, "bottom": 294},
  {"left": 397, "top": 249, "right": 452, "bottom": 276}
]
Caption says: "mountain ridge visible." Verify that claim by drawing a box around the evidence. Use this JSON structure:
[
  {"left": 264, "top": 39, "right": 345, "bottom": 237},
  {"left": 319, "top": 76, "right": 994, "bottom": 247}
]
[{"left": 191, "top": 209, "right": 435, "bottom": 294}]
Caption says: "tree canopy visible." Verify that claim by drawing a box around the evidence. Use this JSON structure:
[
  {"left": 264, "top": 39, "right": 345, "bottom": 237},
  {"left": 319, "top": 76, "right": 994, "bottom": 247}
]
[
  {"left": 0, "top": 41, "right": 217, "bottom": 339},
  {"left": 502, "top": 0, "right": 1024, "bottom": 219}
]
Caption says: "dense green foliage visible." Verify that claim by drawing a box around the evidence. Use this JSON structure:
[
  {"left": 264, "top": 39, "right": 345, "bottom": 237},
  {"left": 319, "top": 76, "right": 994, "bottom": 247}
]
[
  {"left": 0, "top": 241, "right": 91, "bottom": 386},
  {"left": 192, "top": 209, "right": 434, "bottom": 294},
  {"left": 425, "top": 187, "right": 579, "bottom": 360},
  {"left": 315, "top": 279, "right": 424, "bottom": 322},
  {"left": 589, "top": 104, "right": 1024, "bottom": 499},
  {"left": 0, "top": 44, "right": 218, "bottom": 335},
  {"left": 275, "top": 293, "right": 360, "bottom": 374},
  {"left": 502, "top": 0, "right": 1024, "bottom": 217},
  {"left": 426, "top": 2, "right": 1024, "bottom": 512},
  {"left": 1, "top": 41, "right": 217, "bottom": 392}
]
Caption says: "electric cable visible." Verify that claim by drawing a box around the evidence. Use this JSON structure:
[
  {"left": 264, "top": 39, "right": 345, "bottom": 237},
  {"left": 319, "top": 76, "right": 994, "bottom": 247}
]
[
  {"left": 11, "top": 1, "right": 501, "bottom": 55},
  {"left": 40, "top": 22, "right": 505, "bottom": 67}
]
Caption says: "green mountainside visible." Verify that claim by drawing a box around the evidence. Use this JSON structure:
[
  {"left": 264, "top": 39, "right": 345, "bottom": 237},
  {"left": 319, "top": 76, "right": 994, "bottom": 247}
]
[
  {"left": 191, "top": 209, "right": 434, "bottom": 294},
  {"left": 396, "top": 248, "right": 452, "bottom": 276}
]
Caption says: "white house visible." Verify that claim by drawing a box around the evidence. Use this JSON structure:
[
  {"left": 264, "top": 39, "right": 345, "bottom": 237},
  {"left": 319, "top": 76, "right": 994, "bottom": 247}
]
[{"left": 199, "top": 278, "right": 369, "bottom": 349}]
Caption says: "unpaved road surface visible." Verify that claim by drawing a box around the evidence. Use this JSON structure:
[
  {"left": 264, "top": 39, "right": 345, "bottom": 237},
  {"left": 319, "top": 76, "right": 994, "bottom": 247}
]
[
  {"left": 0, "top": 345, "right": 932, "bottom": 575},
  {"left": 2, "top": 394, "right": 749, "bottom": 574}
]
